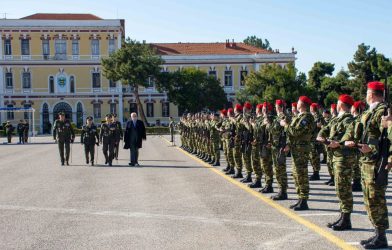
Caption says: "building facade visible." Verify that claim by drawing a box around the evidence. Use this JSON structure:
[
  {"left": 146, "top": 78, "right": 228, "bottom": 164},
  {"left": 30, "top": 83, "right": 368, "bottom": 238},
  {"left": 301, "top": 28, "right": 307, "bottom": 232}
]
[{"left": 0, "top": 13, "right": 296, "bottom": 134}]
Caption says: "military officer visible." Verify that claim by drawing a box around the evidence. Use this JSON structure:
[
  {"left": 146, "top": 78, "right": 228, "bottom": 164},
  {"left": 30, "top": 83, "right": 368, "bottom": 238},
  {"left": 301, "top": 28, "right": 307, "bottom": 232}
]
[
  {"left": 112, "top": 114, "right": 123, "bottom": 160},
  {"left": 100, "top": 114, "right": 118, "bottom": 166},
  {"left": 81, "top": 116, "right": 99, "bottom": 166},
  {"left": 344, "top": 82, "right": 389, "bottom": 249},
  {"left": 309, "top": 103, "right": 323, "bottom": 181},
  {"left": 317, "top": 94, "right": 356, "bottom": 231},
  {"left": 17, "top": 120, "right": 25, "bottom": 144},
  {"left": 248, "top": 104, "right": 264, "bottom": 188},
  {"left": 232, "top": 104, "right": 244, "bottom": 179},
  {"left": 291, "top": 102, "right": 298, "bottom": 117},
  {"left": 53, "top": 112, "right": 75, "bottom": 166},
  {"left": 260, "top": 102, "right": 274, "bottom": 193},
  {"left": 267, "top": 99, "right": 289, "bottom": 200},
  {"left": 240, "top": 102, "right": 254, "bottom": 183},
  {"left": 224, "top": 108, "right": 236, "bottom": 175},
  {"left": 281, "top": 96, "right": 315, "bottom": 210},
  {"left": 5, "top": 121, "right": 14, "bottom": 143}
]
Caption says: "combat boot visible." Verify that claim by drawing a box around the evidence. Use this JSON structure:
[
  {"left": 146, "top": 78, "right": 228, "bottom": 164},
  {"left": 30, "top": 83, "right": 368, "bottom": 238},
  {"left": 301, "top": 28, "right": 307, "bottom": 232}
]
[
  {"left": 225, "top": 168, "right": 235, "bottom": 175},
  {"left": 91, "top": 161, "right": 94, "bottom": 166},
  {"left": 309, "top": 171, "right": 320, "bottom": 181},
  {"left": 248, "top": 179, "right": 262, "bottom": 188},
  {"left": 66, "top": 161, "right": 69, "bottom": 166},
  {"left": 363, "top": 228, "right": 388, "bottom": 249},
  {"left": 325, "top": 175, "right": 334, "bottom": 185},
  {"left": 360, "top": 229, "right": 376, "bottom": 246},
  {"left": 260, "top": 184, "right": 273, "bottom": 193},
  {"left": 327, "top": 213, "right": 343, "bottom": 228},
  {"left": 240, "top": 173, "right": 252, "bottom": 183},
  {"left": 271, "top": 191, "right": 288, "bottom": 200},
  {"left": 328, "top": 180, "right": 335, "bottom": 186},
  {"left": 222, "top": 165, "right": 230, "bottom": 172},
  {"left": 61, "top": 161, "right": 65, "bottom": 166},
  {"left": 352, "top": 178, "right": 362, "bottom": 192},
  {"left": 213, "top": 161, "right": 220, "bottom": 167},
  {"left": 289, "top": 200, "right": 300, "bottom": 209},
  {"left": 332, "top": 213, "right": 351, "bottom": 231},
  {"left": 231, "top": 170, "right": 243, "bottom": 179},
  {"left": 293, "top": 199, "right": 309, "bottom": 211}
]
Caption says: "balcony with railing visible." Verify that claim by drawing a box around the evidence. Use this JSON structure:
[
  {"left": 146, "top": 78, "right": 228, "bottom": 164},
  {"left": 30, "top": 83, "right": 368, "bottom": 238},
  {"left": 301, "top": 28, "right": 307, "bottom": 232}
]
[{"left": 0, "top": 54, "right": 106, "bottom": 61}]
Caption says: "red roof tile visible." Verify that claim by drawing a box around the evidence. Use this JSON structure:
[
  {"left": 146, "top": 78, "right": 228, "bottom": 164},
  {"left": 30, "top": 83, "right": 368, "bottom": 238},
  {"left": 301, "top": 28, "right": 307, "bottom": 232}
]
[
  {"left": 151, "top": 42, "right": 273, "bottom": 56},
  {"left": 21, "top": 13, "right": 103, "bottom": 20}
]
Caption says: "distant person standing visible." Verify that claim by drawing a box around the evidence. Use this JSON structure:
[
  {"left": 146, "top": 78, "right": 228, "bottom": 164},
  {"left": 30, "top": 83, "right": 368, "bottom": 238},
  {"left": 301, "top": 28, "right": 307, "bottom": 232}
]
[
  {"left": 124, "top": 112, "right": 146, "bottom": 166},
  {"left": 23, "top": 120, "right": 29, "bottom": 143},
  {"left": 5, "top": 121, "right": 14, "bottom": 143},
  {"left": 17, "top": 120, "right": 25, "bottom": 144},
  {"left": 169, "top": 117, "right": 176, "bottom": 142},
  {"left": 53, "top": 112, "right": 75, "bottom": 166}
]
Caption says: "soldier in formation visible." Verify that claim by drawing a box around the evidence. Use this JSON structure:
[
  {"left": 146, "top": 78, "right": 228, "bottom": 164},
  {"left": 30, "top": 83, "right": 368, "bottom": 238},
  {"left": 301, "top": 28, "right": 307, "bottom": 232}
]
[
  {"left": 80, "top": 116, "right": 99, "bottom": 166},
  {"left": 53, "top": 112, "right": 75, "bottom": 166}
]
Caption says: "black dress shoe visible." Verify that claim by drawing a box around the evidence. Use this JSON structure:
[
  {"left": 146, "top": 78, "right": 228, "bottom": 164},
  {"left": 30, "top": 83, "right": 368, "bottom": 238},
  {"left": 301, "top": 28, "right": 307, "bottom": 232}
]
[
  {"left": 66, "top": 161, "right": 69, "bottom": 166},
  {"left": 129, "top": 163, "right": 135, "bottom": 166}
]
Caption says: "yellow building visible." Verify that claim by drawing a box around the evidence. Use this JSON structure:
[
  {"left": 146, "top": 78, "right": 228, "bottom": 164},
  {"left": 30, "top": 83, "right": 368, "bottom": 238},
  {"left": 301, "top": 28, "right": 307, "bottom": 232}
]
[{"left": 0, "top": 13, "right": 296, "bottom": 134}]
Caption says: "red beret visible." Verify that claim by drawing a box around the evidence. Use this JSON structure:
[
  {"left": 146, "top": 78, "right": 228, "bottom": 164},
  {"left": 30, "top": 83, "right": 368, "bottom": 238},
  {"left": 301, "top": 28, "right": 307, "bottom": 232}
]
[
  {"left": 299, "top": 96, "right": 312, "bottom": 105},
  {"left": 235, "top": 104, "right": 243, "bottom": 111},
  {"left": 256, "top": 103, "right": 263, "bottom": 110},
  {"left": 353, "top": 101, "right": 366, "bottom": 110},
  {"left": 244, "top": 101, "right": 252, "bottom": 110},
  {"left": 367, "top": 81, "right": 384, "bottom": 91},
  {"left": 220, "top": 109, "right": 227, "bottom": 116},
  {"left": 227, "top": 108, "right": 234, "bottom": 114},
  {"left": 275, "top": 99, "right": 285, "bottom": 106},
  {"left": 291, "top": 102, "right": 297, "bottom": 108},
  {"left": 310, "top": 103, "right": 319, "bottom": 109},
  {"left": 331, "top": 103, "right": 337, "bottom": 110},
  {"left": 263, "top": 102, "right": 273, "bottom": 112},
  {"left": 338, "top": 94, "right": 354, "bottom": 106}
]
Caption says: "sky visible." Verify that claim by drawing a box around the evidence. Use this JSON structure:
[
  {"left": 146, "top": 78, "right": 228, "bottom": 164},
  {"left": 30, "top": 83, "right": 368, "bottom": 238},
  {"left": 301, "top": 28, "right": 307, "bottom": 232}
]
[{"left": 2, "top": 0, "right": 391, "bottom": 75}]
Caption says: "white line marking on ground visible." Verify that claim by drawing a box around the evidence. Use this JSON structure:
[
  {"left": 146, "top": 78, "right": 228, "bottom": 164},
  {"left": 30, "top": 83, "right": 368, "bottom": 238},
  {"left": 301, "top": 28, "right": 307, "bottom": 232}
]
[{"left": 0, "top": 204, "right": 299, "bottom": 229}]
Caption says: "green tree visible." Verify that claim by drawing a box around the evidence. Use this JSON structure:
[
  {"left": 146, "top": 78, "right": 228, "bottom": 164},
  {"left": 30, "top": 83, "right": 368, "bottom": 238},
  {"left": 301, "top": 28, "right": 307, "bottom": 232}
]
[
  {"left": 102, "top": 38, "right": 164, "bottom": 124},
  {"left": 157, "top": 68, "right": 227, "bottom": 113},
  {"left": 243, "top": 35, "right": 272, "bottom": 50},
  {"left": 237, "top": 63, "right": 307, "bottom": 105}
]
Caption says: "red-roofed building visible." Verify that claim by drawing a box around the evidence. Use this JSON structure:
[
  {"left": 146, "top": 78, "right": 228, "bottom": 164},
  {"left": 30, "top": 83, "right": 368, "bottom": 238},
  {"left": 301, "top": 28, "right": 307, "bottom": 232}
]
[{"left": 0, "top": 13, "right": 296, "bottom": 132}]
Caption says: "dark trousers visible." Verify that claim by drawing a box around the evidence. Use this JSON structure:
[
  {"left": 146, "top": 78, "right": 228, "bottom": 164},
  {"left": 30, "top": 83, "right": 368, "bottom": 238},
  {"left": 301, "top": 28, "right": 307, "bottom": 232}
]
[
  {"left": 7, "top": 133, "right": 12, "bottom": 143},
  {"left": 58, "top": 141, "right": 70, "bottom": 163},
  {"left": 114, "top": 140, "right": 120, "bottom": 159},
  {"left": 84, "top": 144, "right": 95, "bottom": 163},
  {"left": 19, "top": 133, "right": 24, "bottom": 144},
  {"left": 130, "top": 143, "right": 139, "bottom": 164},
  {"left": 103, "top": 142, "right": 115, "bottom": 164}
]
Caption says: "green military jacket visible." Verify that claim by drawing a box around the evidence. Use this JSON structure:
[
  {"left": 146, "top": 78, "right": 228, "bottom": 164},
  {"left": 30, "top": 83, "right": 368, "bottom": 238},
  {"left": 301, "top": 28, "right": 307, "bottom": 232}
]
[
  {"left": 342, "top": 103, "right": 386, "bottom": 164},
  {"left": 318, "top": 112, "right": 355, "bottom": 158},
  {"left": 53, "top": 119, "right": 75, "bottom": 142},
  {"left": 286, "top": 111, "right": 315, "bottom": 149},
  {"left": 267, "top": 112, "right": 287, "bottom": 148}
]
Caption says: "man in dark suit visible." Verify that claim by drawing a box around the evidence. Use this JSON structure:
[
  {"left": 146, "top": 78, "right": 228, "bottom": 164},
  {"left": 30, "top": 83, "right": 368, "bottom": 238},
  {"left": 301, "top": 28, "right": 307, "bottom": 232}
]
[{"left": 124, "top": 112, "right": 146, "bottom": 166}]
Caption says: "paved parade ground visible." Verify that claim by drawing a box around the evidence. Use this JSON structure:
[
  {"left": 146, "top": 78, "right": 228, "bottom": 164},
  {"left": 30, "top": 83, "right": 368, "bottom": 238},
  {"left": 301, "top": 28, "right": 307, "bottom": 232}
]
[{"left": 0, "top": 135, "right": 391, "bottom": 250}]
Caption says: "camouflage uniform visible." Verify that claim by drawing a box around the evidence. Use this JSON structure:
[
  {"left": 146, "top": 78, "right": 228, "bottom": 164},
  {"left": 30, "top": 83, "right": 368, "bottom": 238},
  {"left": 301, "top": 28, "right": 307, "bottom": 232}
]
[
  {"left": 309, "top": 112, "right": 323, "bottom": 175},
  {"left": 232, "top": 113, "right": 244, "bottom": 176},
  {"left": 319, "top": 112, "right": 356, "bottom": 214},
  {"left": 251, "top": 115, "right": 264, "bottom": 182},
  {"left": 343, "top": 103, "right": 389, "bottom": 231},
  {"left": 267, "top": 112, "right": 288, "bottom": 194},
  {"left": 286, "top": 111, "right": 315, "bottom": 202},
  {"left": 241, "top": 113, "right": 253, "bottom": 177},
  {"left": 210, "top": 118, "right": 221, "bottom": 165},
  {"left": 260, "top": 115, "right": 274, "bottom": 187}
]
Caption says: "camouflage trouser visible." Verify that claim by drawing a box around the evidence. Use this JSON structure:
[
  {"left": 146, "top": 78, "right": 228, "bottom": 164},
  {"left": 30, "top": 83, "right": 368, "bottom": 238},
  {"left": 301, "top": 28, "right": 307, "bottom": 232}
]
[
  {"left": 225, "top": 140, "right": 235, "bottom": 169},
  {"left": 212, "top": 138, "right": 220, "bottom": 163},
  {"left": 333, "top": 156, "right": 355, "bottom": 213},
  {"left": 233, "top": 143, "right": 243, "bottom": 171},
  {"left": 291, "top": 148, "right": 310, "bottom": 200},
  {"left": 222, "top": 139, "right": 228, "bottom": 163},
  {"left": 352, "top": 153, "right": 361, "bottom": 181},
  {"left": 326, "top": 148, "right": 334, "bottom": 177},
  {"left": 271, "top": 147, "right": 288, "bottom": 192},
  {"left": 251, "top": 144, "right": 263, "bottom": 180},
  {"left": 361, "top": 162, "right": 389, "bottom": 230},
  {"left": 261, "top": 146, "right": 273, "bottom": 185},
  {"left": 243, "top": 147, "right": 252, "bottom": 175},
  {"left": 309, "top": 143, "right": 321, "bottom": 172}
]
